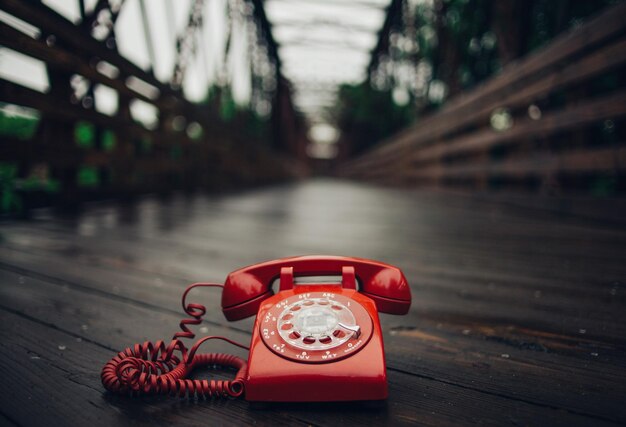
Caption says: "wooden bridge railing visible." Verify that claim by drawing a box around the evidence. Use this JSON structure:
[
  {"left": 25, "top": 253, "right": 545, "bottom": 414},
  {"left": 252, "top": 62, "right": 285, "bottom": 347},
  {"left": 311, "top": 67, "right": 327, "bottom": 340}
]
[
  {"left": 341, "top": 2, "right": 626, "bottom": 194},
  {"left": 0, "top": 0, "right": 306, "bottom": 210}
]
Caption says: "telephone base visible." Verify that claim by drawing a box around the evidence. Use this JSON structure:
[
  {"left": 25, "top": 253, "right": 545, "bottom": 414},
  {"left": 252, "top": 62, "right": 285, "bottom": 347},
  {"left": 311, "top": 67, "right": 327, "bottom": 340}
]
[
  {"left": 244, "top": 353, "right": 388, "bottom": 402},
  {"left": 244, "top": 374, "right": 388, "bottom": 403},
  {"left": 245, "top": 288, "right": 388, "bottom": 402},
  {"left": 248, "top": 399, "right": 387, "bottom": 410}
]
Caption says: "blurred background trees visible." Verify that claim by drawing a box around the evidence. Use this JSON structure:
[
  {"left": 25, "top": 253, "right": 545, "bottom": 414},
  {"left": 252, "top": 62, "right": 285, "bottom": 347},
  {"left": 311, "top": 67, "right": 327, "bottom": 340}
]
[{"left": 334, "top": 0, "right": 621, "bottom": 158}]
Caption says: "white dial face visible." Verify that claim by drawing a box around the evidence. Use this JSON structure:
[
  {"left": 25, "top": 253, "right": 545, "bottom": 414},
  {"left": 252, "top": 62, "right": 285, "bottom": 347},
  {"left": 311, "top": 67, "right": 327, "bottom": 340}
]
[
  {"left": 260, "top": 291, "right": 373, "bottom": 363},
  {"left": 277, "top": 297, "right": 358, "bottom": 350}
]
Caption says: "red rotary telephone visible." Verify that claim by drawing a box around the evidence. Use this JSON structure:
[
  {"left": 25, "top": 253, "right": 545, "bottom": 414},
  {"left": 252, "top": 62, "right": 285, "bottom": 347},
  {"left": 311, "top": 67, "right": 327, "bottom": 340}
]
[{"left": 101, "top": 256, "right": 411, "bottom": 402}]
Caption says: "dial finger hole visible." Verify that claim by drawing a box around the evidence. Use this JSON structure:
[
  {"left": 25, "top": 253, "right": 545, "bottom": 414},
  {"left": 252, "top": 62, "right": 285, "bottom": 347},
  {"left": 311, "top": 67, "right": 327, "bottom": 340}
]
[
  {"left": 319, "top": 336, "right": 332, "bottom": 344},
  {"left": 282, "top": 313, "right": 293, "bottom": 320},
  {"left": 318, "top": 300, "right": 329, "bottom": 305},
  {"left": 290, "top": 305, "right": 301, "bottom": 311},
  {"left": 331, "top": 305, "right": 343, "bottom": 311},
  {"left": 289, "top": 331, "right": 301, "bottom": 339},
  {"left": 333, "top": 330, "right": 346, "bottom": 338},
  {"left": 303, "top": 300, "right": 314, "bottom": 306},
  {"left": 303, "top": 336, "right": 316, "bottom": 345},
  {"left": 280, "top": 323, "right": 293, "bottom": 331}
]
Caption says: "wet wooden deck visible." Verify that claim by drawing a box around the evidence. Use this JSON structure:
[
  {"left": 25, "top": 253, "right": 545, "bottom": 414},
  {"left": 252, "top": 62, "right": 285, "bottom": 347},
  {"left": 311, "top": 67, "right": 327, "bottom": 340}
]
[{"left": 1, "top": 178, "right": 625, "bottom": 426}]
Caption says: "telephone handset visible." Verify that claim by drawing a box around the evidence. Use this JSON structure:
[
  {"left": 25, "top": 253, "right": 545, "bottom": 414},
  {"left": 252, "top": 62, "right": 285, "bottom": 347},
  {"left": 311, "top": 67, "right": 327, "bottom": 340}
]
[
  {"left": 222, "top": 255, "right": 411, "bottom": 320},
  {"left": 102, "top": 256, "right": 411, "bottom": 402}
]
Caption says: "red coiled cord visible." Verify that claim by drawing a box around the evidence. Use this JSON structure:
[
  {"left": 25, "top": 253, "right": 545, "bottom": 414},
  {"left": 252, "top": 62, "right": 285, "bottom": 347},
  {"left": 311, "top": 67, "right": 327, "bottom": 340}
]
[{"left": 101, "top": 283, "right": 249, "bottom": 398}]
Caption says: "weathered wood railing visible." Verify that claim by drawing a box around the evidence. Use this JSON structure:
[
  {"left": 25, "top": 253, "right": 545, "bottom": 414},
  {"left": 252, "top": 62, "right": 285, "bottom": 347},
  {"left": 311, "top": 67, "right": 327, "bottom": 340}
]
[
  {"left": 0, "top": 0, "right": 305, "bottom": 210},
  {"left": 341, "top": 2, "right": 626, "bottom": 194}
]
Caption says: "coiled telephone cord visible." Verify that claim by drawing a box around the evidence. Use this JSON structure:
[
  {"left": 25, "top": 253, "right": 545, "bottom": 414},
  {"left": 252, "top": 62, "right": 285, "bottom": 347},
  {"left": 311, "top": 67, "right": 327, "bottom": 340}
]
[{"left": 101, "top": 283, "right": 249, "bottom": 398}]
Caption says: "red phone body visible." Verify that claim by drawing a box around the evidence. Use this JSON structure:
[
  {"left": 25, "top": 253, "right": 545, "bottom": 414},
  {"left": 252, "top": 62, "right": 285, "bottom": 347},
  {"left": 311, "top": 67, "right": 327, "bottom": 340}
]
[{"left": 220, "top": 255, "right": 411, "bottom": 402}]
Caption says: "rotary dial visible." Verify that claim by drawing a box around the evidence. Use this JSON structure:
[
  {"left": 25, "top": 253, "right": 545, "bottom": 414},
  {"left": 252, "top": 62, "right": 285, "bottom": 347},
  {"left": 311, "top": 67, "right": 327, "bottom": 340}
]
[
  {"left": 277, "top": 297, "right": 360, "bottom": 350},
  {"left": 260, "top": 291, "right": 373, "bottom": 363}
]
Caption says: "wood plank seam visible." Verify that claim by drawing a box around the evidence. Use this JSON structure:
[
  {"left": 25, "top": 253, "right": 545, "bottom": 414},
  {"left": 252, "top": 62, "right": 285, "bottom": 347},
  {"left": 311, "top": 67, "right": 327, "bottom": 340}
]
[
  {"left": 1, "top": 293, "right": 617, "bottom": 423},
  {"left": 0, "top": 260, "right": 250, "bottom": 335},
  {"left": 387, "top": 366, "right": 622, "bottom": 425}
]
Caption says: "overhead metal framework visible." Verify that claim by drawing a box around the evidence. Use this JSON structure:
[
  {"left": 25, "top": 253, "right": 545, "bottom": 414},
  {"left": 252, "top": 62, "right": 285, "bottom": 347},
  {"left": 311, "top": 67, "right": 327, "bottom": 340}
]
[
  {"left": 0, "top": 0, "right": 311, "bottom": 202},
  {"left": 263, "top": 0, "right": 393, "bottom": 128},
  {"left": 0, "top": 0, "right": 407, "bottom": 150}
]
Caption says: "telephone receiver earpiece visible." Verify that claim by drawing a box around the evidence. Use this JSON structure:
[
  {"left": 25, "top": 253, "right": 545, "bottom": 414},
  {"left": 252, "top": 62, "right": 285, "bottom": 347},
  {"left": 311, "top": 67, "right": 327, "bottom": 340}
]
[{"left": 221, "top": 256, "right": 411, "bottom": 321}]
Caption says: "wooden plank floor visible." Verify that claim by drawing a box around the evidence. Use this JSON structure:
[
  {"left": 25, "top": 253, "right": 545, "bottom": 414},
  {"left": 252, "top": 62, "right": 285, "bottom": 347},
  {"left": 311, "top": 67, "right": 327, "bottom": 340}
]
[{"left": 1, "top": 178, "right": 625, "bottom": 426}]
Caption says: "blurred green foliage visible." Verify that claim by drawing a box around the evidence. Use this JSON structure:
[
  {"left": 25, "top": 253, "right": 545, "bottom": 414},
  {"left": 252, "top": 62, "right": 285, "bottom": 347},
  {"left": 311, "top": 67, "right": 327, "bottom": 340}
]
[
  {"left": 102, "top": 129, "right": 116, "bottom": 151},
  {"left": 332, "top": 83, "right": 414, "bottom": 155},
  {"left": 206, "top": 85, "right": 237, "bottom": 122},
  {"left": 527, "top": 0, "right": 619, "bottom": 51},
  {"left": 591, "top": 174, "right": 617, "bottom": 197},
  {"left": 140, "top": 136, "right": 152, "bottom": 154},
  {"left": 0, "top": 162, "right": 60, "bottom": 214},
  {"left": 75, "top": 121, "right": 96, "bottom": 148},
  {"left": 204, "top": 85, "right": 272, "bottom": 143},
  {"left": 170, "top": 144, "right": 182, "bottom": 160},
  {"left": 0, "top": 163, "right": 21, "bottom": 213},
  {"left": 416, "top": 0, "right": 500, "bottom": 91},
  {"left": 77, "top": 166, "right": 99, "bottom": 187},
  {"left": 21, "top": 176, "right": 60, "bottom": 192},
  {"left": 0, "top": 107, "right": 39, "bottom": 140},
  {"left": 334, "top": 0, "right": 618, "bottom": 156}
]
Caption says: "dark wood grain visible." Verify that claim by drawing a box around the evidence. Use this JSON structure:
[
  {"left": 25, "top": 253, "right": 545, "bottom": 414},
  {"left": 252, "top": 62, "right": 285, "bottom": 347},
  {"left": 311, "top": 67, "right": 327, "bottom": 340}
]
[{"left": 1, "top": 179, "right": 625, "bottom": 425}]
